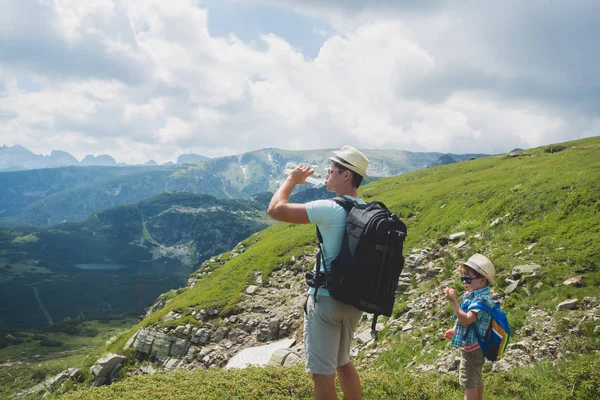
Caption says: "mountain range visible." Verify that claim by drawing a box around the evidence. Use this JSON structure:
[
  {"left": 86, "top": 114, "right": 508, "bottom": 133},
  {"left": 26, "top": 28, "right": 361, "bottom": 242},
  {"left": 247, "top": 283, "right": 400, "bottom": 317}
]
[
  {"left": 0, "top": 145, "right": 208, "bottom": 171},
  {"left": 0, "top": 147, "right": 487, "bottom": 227}
]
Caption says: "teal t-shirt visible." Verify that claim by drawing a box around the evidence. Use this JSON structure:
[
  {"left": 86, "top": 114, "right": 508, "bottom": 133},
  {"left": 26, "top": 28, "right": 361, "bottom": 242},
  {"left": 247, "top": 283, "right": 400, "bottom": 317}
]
[{"left": 305, "top": 196, "right": 365, "bottom": 297}]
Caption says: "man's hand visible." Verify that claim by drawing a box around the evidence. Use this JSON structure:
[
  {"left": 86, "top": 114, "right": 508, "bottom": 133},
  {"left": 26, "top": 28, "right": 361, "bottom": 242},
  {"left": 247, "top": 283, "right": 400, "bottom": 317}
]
[
  {"left": 444, "top": 287, "right": 457, "bottom": 302},
  {"left": 287, "top": 164, "right": 315, "bottom": 185}
]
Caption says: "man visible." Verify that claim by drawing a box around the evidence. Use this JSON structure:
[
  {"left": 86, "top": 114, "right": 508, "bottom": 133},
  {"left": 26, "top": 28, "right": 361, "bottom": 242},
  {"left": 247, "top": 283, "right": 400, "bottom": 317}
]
[{"left": 267, "top": 145, "right": 369, "bottom": 400}]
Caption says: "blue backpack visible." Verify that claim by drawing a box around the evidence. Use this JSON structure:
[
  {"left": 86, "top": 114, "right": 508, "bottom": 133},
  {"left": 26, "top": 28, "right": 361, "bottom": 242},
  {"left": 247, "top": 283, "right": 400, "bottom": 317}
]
[{"left": 467, "top": 300, "right": 511, "bottom": 362}]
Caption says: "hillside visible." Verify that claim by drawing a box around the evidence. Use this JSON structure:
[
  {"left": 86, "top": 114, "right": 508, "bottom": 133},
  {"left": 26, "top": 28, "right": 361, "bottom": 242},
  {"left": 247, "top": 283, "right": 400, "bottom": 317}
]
[
  {"left": 9, "top": 137, "right": 600, "bottom": 399},
  {"left": 0, "top": 193, "right": 271, "bottom": 329},
  {"left": 0, "top": 148, "right": 483, "bottom": 227}
]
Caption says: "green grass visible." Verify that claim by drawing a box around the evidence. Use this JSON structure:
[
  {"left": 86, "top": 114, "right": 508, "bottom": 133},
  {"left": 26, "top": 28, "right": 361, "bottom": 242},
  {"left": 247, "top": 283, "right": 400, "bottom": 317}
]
[
  {"left": 0, "top": 260, "right": 51, "bottom": 282},
  {"left": 58, "top": 354, "right": 600, "bottom": 400},
  {"left": 0, "top": 318, "right": 137, "bottom": 399}
]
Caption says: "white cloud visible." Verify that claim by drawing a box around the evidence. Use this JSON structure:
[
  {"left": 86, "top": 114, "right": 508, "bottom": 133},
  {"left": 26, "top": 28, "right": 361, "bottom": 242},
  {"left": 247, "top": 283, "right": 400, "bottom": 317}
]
[{"left": 0, "top": 0, "right": 597, "bottom": 164}]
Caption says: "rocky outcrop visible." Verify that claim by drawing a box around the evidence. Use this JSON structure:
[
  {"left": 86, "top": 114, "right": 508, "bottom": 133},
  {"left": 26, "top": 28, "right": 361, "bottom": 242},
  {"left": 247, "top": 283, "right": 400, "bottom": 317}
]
[
  {"left": 126, "top": 255, "right": 309, "bottom": 374},
  {"left": 16, "top": 368, "right": 82, "bottom": 398},
  {"left": 89, "top": 354, "right": 127, "bottom": 386}
]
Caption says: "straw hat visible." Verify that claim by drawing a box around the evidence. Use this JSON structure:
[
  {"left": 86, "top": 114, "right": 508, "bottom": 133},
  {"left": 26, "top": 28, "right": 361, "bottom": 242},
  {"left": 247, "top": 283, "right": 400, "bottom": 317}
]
[
  {"left": 461, "top": 253, "right": 495, "bottom": 284},
  {"left": 328, "top": 145, "right": 369, "bottom": 177}
]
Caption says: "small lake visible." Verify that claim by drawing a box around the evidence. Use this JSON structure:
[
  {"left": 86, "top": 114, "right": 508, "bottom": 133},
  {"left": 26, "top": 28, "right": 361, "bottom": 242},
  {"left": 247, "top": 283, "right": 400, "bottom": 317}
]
[
  {"left": 74, "top": 263, "right": 130, "bottom": 270},
  {"left": 72, "top": 261, "right": 192, "bottom": 277}
]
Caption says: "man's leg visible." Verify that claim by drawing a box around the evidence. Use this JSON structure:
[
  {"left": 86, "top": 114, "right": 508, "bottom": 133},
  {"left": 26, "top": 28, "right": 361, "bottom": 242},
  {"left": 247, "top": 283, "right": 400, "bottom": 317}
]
[
  {"left": 464, "top": 386, "right": 478, "bottom": 400},
  {"left": 337, "top": 362, "right": 361, "bottom": 400},
  {"left": 313, "top": 373, "right": 337, "bottom": 400}
]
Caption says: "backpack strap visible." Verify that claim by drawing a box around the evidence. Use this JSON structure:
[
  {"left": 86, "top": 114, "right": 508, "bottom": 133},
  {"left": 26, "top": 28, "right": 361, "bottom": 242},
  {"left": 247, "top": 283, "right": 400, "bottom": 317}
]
[
  {"left": 313, "top": 197, "right": 356, "bottom": 303},
  {"left": 467, "top": 300, "right": 495, "bottom": 314},
  {"left": 331, "top": 196, "right": 357, "bottom": 211},
  {"left": 464, "top": 300, "right": 496, "bottom": 342},
  {"left": 313, "top": 230, "right": 327, "bottom": 303}
]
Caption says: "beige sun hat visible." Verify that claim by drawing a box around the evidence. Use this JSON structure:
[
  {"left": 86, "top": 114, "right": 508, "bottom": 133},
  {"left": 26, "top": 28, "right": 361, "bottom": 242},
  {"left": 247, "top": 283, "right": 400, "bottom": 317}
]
[
  {"left": 327, "top": 145, "right": 369, "bottom": 177},
  {"left": 461, "top": 253, "right": 495, "bottom": 285}
]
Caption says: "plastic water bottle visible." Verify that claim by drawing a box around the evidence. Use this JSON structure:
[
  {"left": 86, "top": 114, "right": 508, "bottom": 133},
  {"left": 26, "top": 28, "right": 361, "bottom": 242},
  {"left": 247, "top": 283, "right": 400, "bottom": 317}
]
[{"left": 284, "top": 162, "right": 325, "bottom": 186}]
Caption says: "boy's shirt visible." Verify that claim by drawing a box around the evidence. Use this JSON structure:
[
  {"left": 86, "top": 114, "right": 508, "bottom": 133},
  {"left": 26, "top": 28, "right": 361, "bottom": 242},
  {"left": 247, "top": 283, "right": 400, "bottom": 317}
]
[{"left": 450, "top": 286, "right": 493, "bottom": 349}]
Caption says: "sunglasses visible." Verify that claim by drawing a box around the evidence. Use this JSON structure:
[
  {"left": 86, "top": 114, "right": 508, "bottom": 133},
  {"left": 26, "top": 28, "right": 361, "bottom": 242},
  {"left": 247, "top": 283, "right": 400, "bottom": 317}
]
[{"left": 460, "top": 276, "right": 481, "bottom": 284}]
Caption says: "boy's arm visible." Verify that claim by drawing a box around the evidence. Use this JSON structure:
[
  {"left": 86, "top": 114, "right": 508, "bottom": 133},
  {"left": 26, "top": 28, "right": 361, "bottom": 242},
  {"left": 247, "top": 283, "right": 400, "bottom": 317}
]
[
  {"left": 449, "top": 300, "right": 478, "bottom": 326},
  {"left": 444, "top": 288, "right": 479, "bottom": 326}
]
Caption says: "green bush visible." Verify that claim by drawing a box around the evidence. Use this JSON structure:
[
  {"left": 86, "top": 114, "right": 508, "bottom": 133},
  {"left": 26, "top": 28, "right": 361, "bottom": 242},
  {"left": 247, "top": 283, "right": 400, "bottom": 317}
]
[
  {"left": 40, "top": 338, "right": 63, "bottom": 347},
  {"left": 31, "top": 369, "right": 48, "bottom": 382}
]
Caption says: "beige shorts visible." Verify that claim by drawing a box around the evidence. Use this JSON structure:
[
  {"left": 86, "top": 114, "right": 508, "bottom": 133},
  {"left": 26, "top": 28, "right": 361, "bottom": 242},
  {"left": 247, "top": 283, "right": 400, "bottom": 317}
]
[
  {"left": 460, "top": 348, "right": 485, "bottom": 388},
  {"left": 303, "top": 295, "right": 362, "bottom": 375}
]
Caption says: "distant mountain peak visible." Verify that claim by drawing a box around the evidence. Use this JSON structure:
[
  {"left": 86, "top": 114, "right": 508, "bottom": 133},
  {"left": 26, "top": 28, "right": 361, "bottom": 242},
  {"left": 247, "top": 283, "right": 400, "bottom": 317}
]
[
  {"left": 81, "top": 154, "right": 117, "bottom": 166},
  {"left": 177, "top": 153, "right": 207, "bottom": 164}
]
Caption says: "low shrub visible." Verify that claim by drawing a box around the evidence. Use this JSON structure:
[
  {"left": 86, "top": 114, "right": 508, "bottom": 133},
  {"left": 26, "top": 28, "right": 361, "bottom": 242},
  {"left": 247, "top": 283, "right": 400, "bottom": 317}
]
[
  {"left": 544, "top": 145, "right": 566, "bottom": 153},
  {"left": 40, "top": 338, "right": 63, "bottom": 347}
]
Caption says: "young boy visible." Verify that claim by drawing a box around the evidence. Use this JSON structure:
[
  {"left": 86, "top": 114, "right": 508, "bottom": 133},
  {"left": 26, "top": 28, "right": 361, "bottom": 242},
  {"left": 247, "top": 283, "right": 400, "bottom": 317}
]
[{"left": 444, "top": 253, "right": 495, "bottom": 400}]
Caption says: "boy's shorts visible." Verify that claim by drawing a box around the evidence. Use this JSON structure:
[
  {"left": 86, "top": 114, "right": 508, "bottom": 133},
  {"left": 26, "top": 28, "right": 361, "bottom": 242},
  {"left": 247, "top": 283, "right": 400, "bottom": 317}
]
[
  {"left": 303, "top": 295, "right": 362, "bottom": 375},
  {"left": 460, "top": 348, "right": 485, "bottom": 388}
]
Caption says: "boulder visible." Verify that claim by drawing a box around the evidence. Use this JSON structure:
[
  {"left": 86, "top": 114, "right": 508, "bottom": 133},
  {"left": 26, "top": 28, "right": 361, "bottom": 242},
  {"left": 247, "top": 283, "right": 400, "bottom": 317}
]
[
  {"left": 449, "top": 232, "right": 465, "bottom": 241},
  {"left": 563, "top": 276, "right": 583, "bottom": 287},
  {"left": 89, "top": 353, "right": 127, "bottom": 386},
  {"left": 267, "top": 348, "right": 298, "bottom": 366},
  {"left": 225, "top": 338, "right": 296, "bottom": 369},
  {"left": 246, "top": 285, "right": 258, "bottom": 294},
  {"left": 556, "top": 299, "right": 579, "bottom": 311}
]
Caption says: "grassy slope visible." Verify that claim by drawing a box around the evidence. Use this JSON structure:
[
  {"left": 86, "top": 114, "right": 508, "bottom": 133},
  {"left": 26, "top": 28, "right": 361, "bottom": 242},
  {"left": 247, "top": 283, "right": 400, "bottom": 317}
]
[
  {"left": 56, "top": 137, "right": 600, "bottom": 399},
  {"left": 0, "top": 318, "right": 138, "bottom": 399},
  {"left": 60, "top": 355, "right": 599, "bottom": 400}
]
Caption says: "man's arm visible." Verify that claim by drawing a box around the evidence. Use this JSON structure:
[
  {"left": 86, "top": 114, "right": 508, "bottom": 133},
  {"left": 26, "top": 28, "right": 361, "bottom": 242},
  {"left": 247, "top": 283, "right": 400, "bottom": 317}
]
[{"left": 267, "top": 165, "right": 313, "bottom": 224}]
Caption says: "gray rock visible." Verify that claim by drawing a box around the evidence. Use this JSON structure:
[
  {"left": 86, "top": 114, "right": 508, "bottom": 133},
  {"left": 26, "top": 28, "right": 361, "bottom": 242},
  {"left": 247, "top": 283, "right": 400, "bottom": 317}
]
[
  {"left": 89, "top": 353, "right": 127, "bottom": 386},
  {"left": 192, "top": 328, "right": 211, "bottom": 345},
  {"left": 449, "top": 232, "right": 465, "bottom": 241},
  {"left": 563, "top": 276, "right": 583, "bottom": 287},
  {"left": 511, "top": 264, "right": 540, "bottom": 276},
  {"left": 246, "top": 285, "right": 258, "bottom": 294},
  {"left": 556, "top": 299, "right": 579, "bottom": 311},
  {"left": 504, "top": 279, "right": 520, "bottom": 294},
  {"left": 226, "top": 338, "right": 296, "bottom": 369},
  {"left": 282, "top": 352, "right": 301, "bottom": 367},
  {"left": 267, "top": 348, "right": 293, "bottom": 366},
  {"left": 492, "top": 359, "right": 512, "bottom": 372},
  {"left": 165, "top": 358, "right": 180, "bottom": 370},
  {"left": 140, "top": 364, "right": 157, "bottom": 374},
  {"left": 355, "top": 329, "right": 375, "bottom": 345},
  {"left": 164, "top": 311, "right": 181, "bottom": 322}
]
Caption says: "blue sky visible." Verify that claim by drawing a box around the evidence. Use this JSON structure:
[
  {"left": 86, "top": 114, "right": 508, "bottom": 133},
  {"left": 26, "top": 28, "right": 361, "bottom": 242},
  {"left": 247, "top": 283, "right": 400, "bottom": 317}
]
[{"left": 0, "top": 0, "right": 598, "bottom": 164}]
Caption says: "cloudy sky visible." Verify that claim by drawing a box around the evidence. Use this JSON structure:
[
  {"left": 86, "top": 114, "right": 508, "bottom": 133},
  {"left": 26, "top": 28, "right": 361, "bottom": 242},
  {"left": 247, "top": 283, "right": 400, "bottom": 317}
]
[{"left": 1, "top": 0, "right": 598, "bottom": 164}]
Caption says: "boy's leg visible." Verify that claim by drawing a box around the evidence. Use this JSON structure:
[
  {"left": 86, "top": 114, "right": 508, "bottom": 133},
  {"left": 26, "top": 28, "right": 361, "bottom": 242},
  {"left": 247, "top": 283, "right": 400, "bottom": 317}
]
[
  {"left": 337, "top": 362, "right": 361, "bottom": 400},
  {"left": 459, "top": 349, "right": 484, "bottom": 400},
  {"left": 463, "top": 378, "right": 484, "bottom": 400}
]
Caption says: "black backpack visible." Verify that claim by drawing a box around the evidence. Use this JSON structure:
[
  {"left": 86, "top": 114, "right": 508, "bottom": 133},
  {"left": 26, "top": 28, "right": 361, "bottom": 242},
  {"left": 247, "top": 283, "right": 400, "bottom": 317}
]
[{"left": 306, "top": 197, "right": 407, "bottom": 334}]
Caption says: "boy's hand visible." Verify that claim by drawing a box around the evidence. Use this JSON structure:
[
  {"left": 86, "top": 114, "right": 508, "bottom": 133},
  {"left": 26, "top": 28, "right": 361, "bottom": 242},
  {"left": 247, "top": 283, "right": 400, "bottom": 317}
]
[
  {"left": 444, "top": 328, "right": 455, "bottom": 340},
  {"left": 444, "top": 287, "right": 457, "bottom": 302}
]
